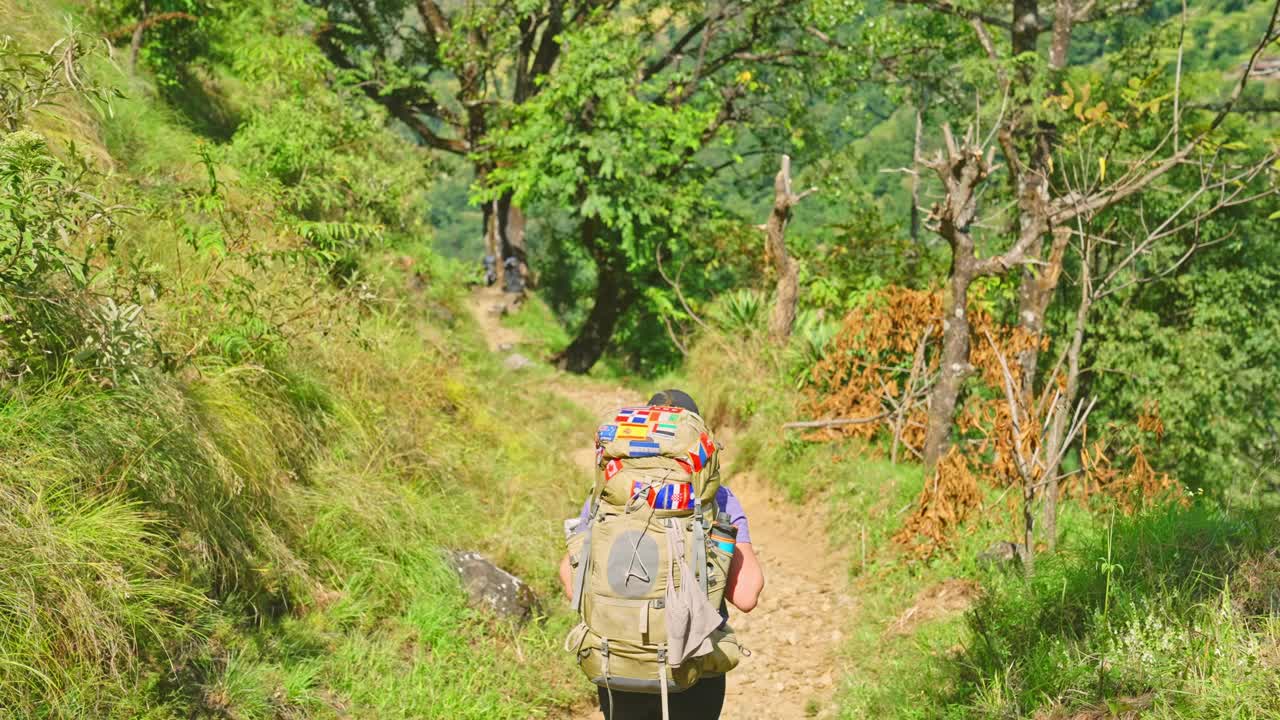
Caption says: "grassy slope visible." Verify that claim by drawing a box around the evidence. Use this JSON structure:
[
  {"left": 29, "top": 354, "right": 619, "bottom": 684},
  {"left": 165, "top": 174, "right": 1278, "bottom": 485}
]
[{"left": 0, "top": 2, "right": 592, "bottom": 717}]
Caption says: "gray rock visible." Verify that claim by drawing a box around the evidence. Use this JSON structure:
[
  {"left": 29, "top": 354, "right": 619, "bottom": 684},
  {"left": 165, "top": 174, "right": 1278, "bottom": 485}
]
[
  {"left": 428, "top": 302, "right": 456, "bottom": 326},
  {"left": 977, "top": 541, "right": 1026, "bottom": 569},
  {"left": 444, "top": 550, "right": 540, "bottom": 623},
  {"left": 503, "top": 352, "right": 534, "bottom": 370}
]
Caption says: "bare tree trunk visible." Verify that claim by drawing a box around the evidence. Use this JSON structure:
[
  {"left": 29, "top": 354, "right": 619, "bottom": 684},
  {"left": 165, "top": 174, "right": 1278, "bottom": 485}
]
[
  {"left": 1015, "top": 225, "right": 1070, "bottom": 393},
  {"left": 922, "top": 266, "right": 974, "bottom": 471},
  {"left": 555, "top": 218, "right": 627, "bottom": 374},
  {"left": 764, "top": 155, "right": 813, "bottom": 343},
  {"left": 129, "top": 1, "right": 148, "bottom": 72},
  {"left": 770, "top": 254, "right": 799, "bottom": 342},
  {"left": 1049, "top": 0, "right": 1077, "bottom": 71},
  {"left": 919, "top": 126, "right": 993, "bottom": 471}
]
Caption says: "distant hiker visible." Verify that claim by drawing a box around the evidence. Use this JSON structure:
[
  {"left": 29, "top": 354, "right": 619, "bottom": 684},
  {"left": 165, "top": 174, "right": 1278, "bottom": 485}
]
[
  {"left": 560, "top": 389, "right": 765, "bottom": 720},
  {"left": 482, "top": 254, "right": 498, "bottom": 286},
  {"left": 502, "top": 255, "right": 524, "bottom": 293}
]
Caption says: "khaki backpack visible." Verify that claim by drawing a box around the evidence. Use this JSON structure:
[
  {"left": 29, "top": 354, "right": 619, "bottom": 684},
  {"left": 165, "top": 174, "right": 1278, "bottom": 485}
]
[{"left": 565, "top": 405, "right": 743, "bottom": 714}]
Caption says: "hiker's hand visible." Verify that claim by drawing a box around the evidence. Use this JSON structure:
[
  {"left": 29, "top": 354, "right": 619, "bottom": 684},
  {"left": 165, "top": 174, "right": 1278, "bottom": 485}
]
[
  {"left": 558, "top": 553, "right": 573, "bottom": 599},
  {"left": 726, "top": 542, "right": 764, "bottom": 612}
]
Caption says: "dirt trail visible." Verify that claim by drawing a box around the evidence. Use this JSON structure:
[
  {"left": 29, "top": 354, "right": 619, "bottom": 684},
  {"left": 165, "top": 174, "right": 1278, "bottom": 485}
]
[{"left": 468, "top": 288, "right": 854, "bottom": 720}]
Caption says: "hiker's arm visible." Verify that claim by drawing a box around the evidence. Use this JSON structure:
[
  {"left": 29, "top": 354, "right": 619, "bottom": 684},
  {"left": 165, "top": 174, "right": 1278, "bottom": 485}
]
[
  {"left": 726, "top": 542, "right": 764, "bottom": 612},
  {"left": 558, "top": 553, "right": 574, "bottom": 599}
]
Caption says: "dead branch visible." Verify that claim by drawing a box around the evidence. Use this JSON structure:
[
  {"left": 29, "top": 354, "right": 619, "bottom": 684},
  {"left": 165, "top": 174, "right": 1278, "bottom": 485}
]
[
  {"left": 783, "top": 412, "right": 893, "bottom": 430},
  {"left": 655, "top": 246, "right": 709, "bottom": 329},
  {"left": 763, "top": 154, "right": 815, "bottom": 343},
  {"left": 892, "top": 324, "right": 933, "bottom": 464}
]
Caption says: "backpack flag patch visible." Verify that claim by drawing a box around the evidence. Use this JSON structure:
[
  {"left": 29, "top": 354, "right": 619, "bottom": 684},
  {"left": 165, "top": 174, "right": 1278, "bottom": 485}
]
[
  {"left": 604, "top": 458, "right": 624, "bottom": 481},
  {"left": 597, "top": 424, "right": 618, "bottom": 443},
  {"left": 615, "top": 407, "right": 651, "bottom": 424},
  {"left": 617, "top": 423, "right": 650, "bottom": 440},
  {"left": 628, "top": 440, "right": 662, "bottom": 457},
  {"left": 687, "top": 432, "right": 715, "bottom": 472},
  {"left": 651, "top": 421, "right": 678, "bottom": 439}
]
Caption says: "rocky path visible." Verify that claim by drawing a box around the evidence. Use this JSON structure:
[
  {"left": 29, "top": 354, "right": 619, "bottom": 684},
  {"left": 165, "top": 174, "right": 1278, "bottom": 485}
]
[{"left": 467, "top": 287, "right": 854, "bottom": 720}]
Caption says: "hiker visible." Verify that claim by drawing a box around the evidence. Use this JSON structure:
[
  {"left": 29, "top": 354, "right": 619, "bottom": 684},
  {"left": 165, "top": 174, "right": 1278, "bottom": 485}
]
[{"left": 559, "top": 389, "right": 764, "bottom": 720}]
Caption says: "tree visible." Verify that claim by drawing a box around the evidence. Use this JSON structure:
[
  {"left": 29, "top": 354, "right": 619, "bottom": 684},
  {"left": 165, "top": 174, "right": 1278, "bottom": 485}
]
[
  {"left": 482, "top": 1, "right": 814, "bottom": 372},
  {"left": 904, "top": 0, "right": 1280, "bottom": 474},
  {"left": 312, "top": 0, "right": 604, "bottom": 291}
]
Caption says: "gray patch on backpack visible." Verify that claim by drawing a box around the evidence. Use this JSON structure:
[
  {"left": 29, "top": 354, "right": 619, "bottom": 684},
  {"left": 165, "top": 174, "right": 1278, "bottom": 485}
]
[{"left": 607, "top": 530, "right": 660, "bottom": 597}]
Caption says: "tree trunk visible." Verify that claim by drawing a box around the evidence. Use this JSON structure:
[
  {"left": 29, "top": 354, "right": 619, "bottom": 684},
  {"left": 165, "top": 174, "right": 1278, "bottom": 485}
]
[
  {"left": 922, "top": 264, "right": 974, "bottom": 472},
  {"left": 478, "top": 182, "right": 529, "bottom": 293},
  {"left": 764, "top": 155, "right": 811, "bottom": 343},
  {"left": 1015, "top": 225, "right": 1070, "bottom": 392},
  {"left": 920, "top": 125, "right": 989, "bottom": 473},
  {"left": 909, "top": 101, "right": 925, "bottom": 277},
  {"left": 770, "top": 255, "right": 799, "bottom": 342},
  {"left": 1012, "top": 0, "right": 1041, "bottom": 56},
  {"left": 129, "top": 1, "right": 148, "bottom": 72},
  {"left": 554, "top": 219, "right": 626, "bottom": 374},
  {"left": 483, "top": 200, "right": 502, "bottom": 287},
  {"left": 1049, "top": 0, "right": 1077, "bottom": 70}
]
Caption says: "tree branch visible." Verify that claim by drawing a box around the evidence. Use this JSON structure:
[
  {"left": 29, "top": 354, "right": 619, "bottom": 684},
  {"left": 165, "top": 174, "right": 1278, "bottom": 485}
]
[
  {"left": 414, "top": 0, "right": 451, "bottom": 39},
  {"left": 891, "top": 0, "right": 1012, "bottom": 29},
  {"left": 1053, "top": 0, "right": 1280, "bottom": 223},
  {"left": 643, "top": 17, "right": 710, "bottom": 81}
]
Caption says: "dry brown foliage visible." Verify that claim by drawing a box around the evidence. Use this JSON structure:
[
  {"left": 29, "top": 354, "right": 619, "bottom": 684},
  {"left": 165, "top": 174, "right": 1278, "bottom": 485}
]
[
  {"left": 806, "top": 287, "right": 941, "bottom": 448},
  {"left": 1071, "top": 441, "right": 1188, "bottom": 513},
  {"left": 806, "top": 286, "right": 1037, "bottom": 461},
  {"left": 884, "top": 578, "right": 982, "bottom": 637},
  {"left": 892, "top": 447, "right": 982, "bottom": 557},
  {"left": 806, "top": 285, "right": 1180, "bottom": 556}
]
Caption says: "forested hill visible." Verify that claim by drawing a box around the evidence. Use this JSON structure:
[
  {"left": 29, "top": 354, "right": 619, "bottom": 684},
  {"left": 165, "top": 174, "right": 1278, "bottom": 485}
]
[{"left": 2, "top": 0, "right": 1280, "bottom": 718}]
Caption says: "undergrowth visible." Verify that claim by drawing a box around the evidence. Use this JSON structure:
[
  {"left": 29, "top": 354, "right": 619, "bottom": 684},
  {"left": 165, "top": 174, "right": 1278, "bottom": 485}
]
[
  {"left": 0, "top": 1, "right": 591, "bottom": 716},
  {"left": 679, "top": 319, "right": 1280, "bottom": 719}
]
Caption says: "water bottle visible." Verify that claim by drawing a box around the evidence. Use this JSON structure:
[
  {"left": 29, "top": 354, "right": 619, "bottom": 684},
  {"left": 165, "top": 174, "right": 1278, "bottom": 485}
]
[{"left": 710, "top": 521, "right": 737, "bottom": 555}]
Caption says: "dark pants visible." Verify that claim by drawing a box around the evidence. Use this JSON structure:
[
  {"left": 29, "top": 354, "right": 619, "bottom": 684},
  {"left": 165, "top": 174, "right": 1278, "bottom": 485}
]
[{"left": 596, "top": 675, "right": 725, "bottom": 720}]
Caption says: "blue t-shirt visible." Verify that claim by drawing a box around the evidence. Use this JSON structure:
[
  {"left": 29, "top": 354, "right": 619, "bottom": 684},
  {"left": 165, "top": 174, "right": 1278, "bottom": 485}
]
[{"left": 576, "top": 485, "right": 752, "bottom": 544}]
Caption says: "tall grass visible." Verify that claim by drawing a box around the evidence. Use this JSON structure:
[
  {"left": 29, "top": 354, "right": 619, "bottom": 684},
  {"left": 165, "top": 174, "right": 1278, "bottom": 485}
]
[{"left": 0, "top": 1, "right": 594, "bottom": 716}]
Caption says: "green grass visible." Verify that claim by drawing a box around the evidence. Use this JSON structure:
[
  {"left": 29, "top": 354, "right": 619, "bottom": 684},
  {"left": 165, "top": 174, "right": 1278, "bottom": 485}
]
[
  {"left": 0, "top": 1, "right": 594, "bottom": 716},
  {"left": 0, "top": 270, "right": 593, "bottom": 717},
  {"left": 502, "top": 294, "right": 573, "bottom": 359}
]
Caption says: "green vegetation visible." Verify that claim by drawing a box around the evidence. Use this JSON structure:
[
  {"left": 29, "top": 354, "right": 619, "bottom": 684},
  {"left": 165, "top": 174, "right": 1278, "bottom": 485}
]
[
  {"left": 4, "top": 0, "right": 1280, "bottom": 717},
  {"left": 675, "top": 314, "right": 1280, "bottom": 718},
  {"left": 0, "top": 1, "right": 592, "bottom": 716}
]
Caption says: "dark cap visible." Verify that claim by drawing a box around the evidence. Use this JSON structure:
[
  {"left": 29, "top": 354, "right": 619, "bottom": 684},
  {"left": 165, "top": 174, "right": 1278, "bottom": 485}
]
[{"left": 647, "top": 389, "right": 700, "bottom": 415}]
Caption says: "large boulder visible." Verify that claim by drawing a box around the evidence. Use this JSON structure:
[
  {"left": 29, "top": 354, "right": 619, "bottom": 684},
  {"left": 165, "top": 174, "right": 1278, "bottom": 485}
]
[{"left": 444, "top": 550, "right": 540, "bottom": 624}]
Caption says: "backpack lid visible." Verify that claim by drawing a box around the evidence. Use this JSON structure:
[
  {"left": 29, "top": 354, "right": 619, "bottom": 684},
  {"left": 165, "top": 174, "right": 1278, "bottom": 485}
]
[{"left": 592, "top": 406, "right": 721, "bottom": 508}]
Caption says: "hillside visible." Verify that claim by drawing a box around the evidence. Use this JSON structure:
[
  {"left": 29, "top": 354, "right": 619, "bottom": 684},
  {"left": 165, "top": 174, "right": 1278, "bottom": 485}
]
[
  {"left": 1, "top": 1, "right": 596, "bottom": 716},
  {"left": 4, "top": 0, "right": 1280, "bottom": 718}
]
